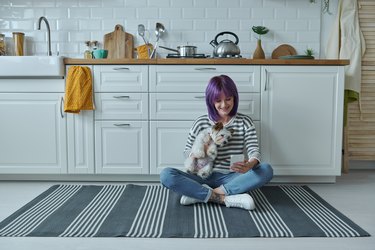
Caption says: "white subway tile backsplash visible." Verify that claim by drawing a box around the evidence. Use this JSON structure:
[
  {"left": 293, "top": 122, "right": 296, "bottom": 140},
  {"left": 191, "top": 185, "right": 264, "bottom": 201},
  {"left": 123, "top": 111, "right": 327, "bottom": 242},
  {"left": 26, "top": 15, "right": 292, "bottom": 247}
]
[
  {"left": 45, "top": 8, "right": 68, "bottom": 19},
  {"left": 275, "top": 8, "right": 297, "bottom": 19},
  {"left": 159, "top": 8, "right": 182, "bottom": 19},
  {"left": 56, "top": 0, "right": 79, "bottom": 7},
  {"left": 91, "top": 8, "right": 113, "bottom": 19},
  {"left": 0, "top": 0, "right": 325, "bottom": 58},
  {"left": 57, "top": 19, "right": 79, "bottom": 31},
  {"left": 137, "top": 7, "right": 159, "bottom": 19},
  {"left": 194, "top": 20, "right": 216, "bottom": 31},
  {"left": 171, "top": 0, "right": 194, "bottom": 8},
  {"left": 113, "top": 8, "right": 136, "bottom": 19},
  {"left": 193, "top": 0, "right": 216, "bottom": 8},
  {"left": 252, "top": 8, "right": 274, "bottom": 19},
  {"left": 286, "top": 20, "right": 308, "bottom": 31},
  {"left": 206, "top": 8, "right": 228, "bottom": 19},
  {"left": 183, "top": 8, "right": 205, "bottom": 19},
  {"left": 78, "top": 19, "right": 101, "bottom": 30},
  {"left": 217, "top": 0, "right": 240, "bottom": 8},
  {"left": 228, "top": 8, "right": 251, "bottom": 19},
  {"left": 69, "top": 8, "right": 90, "bottom": 19},
  {"left": 11, "top": 20, "right": 34, "bottom": 30}
]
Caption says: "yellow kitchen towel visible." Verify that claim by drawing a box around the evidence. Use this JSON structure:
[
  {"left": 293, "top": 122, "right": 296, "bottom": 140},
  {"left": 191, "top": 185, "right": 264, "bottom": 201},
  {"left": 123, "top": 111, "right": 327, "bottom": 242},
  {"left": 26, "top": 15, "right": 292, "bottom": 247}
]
[{"left": 64, "top": 66, "right": 94, "bottom": 113}]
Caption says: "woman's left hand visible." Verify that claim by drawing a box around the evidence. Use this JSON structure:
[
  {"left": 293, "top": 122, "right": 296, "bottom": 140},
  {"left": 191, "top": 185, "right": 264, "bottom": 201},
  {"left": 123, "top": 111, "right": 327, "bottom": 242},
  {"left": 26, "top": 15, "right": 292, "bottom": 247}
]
[{"left": 230, "top": 158, "right": 259, "bottom": 173}]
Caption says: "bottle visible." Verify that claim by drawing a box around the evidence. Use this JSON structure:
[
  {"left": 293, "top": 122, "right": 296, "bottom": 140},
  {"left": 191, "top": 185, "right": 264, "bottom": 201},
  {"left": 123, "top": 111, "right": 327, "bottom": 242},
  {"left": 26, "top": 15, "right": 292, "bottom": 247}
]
[
  {"left": 0, "top": 34, "right": 6, "bottom": 56},
  {"left": 84, "top": 41, "right": 92, "bottom": 59},
  {"left": 13, "top": 32, "right": 25, "bottom": 56}
]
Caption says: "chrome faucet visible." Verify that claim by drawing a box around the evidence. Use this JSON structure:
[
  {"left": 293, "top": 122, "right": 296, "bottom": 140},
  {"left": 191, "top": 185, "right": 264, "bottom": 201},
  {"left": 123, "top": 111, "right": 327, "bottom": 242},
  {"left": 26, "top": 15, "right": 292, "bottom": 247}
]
[{"left": 37, "top": 16, "right": 52, "bottom": 56}]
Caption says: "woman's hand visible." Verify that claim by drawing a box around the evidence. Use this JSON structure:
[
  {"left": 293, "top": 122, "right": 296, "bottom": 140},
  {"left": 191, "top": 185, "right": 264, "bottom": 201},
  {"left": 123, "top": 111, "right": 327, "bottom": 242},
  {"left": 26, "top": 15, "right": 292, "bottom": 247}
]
[{"left": 230, "top": 158, "right": 259, "bottom": 173}]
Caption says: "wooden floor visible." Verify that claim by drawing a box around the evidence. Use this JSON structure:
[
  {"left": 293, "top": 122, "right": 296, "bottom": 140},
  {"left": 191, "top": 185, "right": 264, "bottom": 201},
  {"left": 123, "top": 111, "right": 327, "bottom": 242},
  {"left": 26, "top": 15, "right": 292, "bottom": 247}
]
[{"left": 0, "top": 170, "right": 374, "bottom": 250}]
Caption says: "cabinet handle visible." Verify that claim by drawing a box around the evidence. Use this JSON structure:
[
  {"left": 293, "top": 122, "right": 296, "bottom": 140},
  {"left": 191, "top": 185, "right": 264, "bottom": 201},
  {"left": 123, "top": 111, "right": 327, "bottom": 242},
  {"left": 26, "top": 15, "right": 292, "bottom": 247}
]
[
  {"left": 113, "top": 67, "right": 130, "bottom": 71},
  {"left": 114, "top": 123, "right": 130, "bottom": 127},
  {"left": 60, "top": 97, "right": 64, "bottom": 118},
  {"left": 113, "top": 95, "right": 130, "bottom": 99},
  {"left": 194, "top": 67, "right": 216, "bottom": 71},
  {"left": 264, "top": 68, "right": 269, "bottom": 91},
  {"left": 194, "top": 96, "right": 205, "bottom": 99}
]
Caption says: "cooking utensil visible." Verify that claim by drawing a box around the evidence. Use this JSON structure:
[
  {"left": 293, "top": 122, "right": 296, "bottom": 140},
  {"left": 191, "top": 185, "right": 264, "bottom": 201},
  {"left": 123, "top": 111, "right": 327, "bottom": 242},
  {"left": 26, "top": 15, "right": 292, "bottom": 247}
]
[
  {"left": 159, "top": 45, "right": 197, "bottom": 57},
  {"left": 210, "top": 31, "right": 240, "bottom": 57},
  {"left": 271, "top": 44, "right": 297, "bottom": 59},
  {"left": 104, "top": 24, "right": 134, "bottom": 59},
  {"left": 137, "top": 24, "right": 147, "bottom": 45},
  {"left": 149, "top": 22, "right": 165, "bottom": 59}
]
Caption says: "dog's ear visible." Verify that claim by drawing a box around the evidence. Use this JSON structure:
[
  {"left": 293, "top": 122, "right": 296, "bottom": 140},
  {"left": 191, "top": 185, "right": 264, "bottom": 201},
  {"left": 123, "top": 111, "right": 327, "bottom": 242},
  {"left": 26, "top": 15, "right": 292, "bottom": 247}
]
[{"left": 213, "top": 122, "right": 223, "bottom": 131}]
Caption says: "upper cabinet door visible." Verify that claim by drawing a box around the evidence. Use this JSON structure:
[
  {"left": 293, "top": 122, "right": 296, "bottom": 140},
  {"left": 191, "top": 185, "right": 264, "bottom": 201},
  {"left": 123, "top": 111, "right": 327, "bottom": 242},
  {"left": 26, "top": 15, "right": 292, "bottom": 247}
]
[{"left": 260, "top": 66, "right": 345, "bottom": 176}]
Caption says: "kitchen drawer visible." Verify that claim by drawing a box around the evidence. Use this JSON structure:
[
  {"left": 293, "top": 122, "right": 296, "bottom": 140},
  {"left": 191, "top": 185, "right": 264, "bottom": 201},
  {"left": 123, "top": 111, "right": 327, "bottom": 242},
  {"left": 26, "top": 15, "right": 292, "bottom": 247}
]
[
  {"left": 150, "top": 92, "right": 260, "bottom": 120},
  {"left": 93, "top": 65, "right": 148, "bottom": 92},
  {"left": 0, "top": 78, "right": 64, "bottom": 92},
  {"left": 149, "top": 65, "right": 260, "bottom": 93},
  {"left": 95, "top": 93, "right": 148, "bottom": 120}
]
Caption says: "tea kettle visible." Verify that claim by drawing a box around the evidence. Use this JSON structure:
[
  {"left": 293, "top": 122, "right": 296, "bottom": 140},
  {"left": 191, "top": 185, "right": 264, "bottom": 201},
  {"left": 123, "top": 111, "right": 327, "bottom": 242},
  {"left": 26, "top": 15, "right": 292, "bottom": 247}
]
[{"left": 210, "top": 31, "right": 241, "bottom": 57}]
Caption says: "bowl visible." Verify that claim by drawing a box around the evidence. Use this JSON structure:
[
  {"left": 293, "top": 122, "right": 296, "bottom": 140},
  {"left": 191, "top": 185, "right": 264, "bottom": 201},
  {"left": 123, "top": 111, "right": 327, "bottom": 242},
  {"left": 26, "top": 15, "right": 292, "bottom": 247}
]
[{"left": 92, "top": 49, "right": 108, "bottom": 59}]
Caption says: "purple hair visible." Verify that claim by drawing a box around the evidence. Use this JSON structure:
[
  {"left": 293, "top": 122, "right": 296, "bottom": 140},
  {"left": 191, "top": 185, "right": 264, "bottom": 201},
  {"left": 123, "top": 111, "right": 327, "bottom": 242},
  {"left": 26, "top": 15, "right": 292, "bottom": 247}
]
[{"left": 205, "top": 75, "right": 239, "bottom": 122}]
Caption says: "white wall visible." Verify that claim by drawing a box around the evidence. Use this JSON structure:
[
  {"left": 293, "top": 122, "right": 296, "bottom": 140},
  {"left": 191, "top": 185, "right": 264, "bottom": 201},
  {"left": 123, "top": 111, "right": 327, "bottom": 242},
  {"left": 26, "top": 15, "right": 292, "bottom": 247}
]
[{"left": 0, "top": 0, "right": 338, "bottom": 58}]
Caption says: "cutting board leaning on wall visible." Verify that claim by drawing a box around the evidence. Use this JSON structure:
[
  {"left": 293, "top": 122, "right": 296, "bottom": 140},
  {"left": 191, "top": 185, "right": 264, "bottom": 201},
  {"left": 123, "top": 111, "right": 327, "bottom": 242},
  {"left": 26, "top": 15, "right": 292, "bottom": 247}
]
[{"left": 104, "top": 24, "right": 134, "bottom": 59}]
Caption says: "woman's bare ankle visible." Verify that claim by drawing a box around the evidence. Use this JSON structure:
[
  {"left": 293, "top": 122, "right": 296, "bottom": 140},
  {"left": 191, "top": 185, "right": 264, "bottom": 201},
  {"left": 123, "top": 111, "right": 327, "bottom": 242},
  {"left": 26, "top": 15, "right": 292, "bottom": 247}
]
[{"left": 208, "top": 191, "right": 225, "bottom": 204}]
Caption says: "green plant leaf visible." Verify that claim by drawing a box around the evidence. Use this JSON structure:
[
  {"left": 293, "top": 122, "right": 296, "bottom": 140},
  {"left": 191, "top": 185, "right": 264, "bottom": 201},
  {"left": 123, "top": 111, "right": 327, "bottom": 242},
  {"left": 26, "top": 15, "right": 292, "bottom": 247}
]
[{"left": 252, "top": 26, "right": 269, "bottom": 35}]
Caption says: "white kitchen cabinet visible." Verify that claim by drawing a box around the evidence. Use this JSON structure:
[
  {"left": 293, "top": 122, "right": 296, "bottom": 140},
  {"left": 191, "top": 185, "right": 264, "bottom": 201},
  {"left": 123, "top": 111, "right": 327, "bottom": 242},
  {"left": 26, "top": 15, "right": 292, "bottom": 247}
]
[
  {"left": 67, "top": 111, "right": 94, "bottom": 174},
  {"left": 0, "top": 92, "right": 67, "bottom": 173},
  {"left": 65, "top": 65, "right": 95, "bottom": 174},
  {"left": 150, "top": 121, "right": 192, "bottom": 174},
  {"left": 95, "top": 121, "right": 149, "bottom": 174},
  {"left": 149, "top": 65, "right": 261, "bottom": 174},
  {"left": 94, "top": 65, "right": 149, "bottom": 174},
  {"left": 260, "top": 66, "right": 344, "bottom": 177}
]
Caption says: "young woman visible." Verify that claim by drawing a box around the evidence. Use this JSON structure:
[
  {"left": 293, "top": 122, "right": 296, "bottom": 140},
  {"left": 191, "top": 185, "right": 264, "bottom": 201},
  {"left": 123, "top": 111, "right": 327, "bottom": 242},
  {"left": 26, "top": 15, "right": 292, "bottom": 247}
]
[{"left": 160, "top": 75, "right": 273, "bottom": 210}]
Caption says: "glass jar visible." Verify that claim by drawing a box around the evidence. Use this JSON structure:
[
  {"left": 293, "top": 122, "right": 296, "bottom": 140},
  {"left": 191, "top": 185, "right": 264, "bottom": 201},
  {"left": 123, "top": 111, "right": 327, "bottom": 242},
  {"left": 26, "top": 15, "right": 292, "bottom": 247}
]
[
  {"left": 13, "top": 32, "right": 25, "bottom": 56},
  {"left": 0, "top": 34, "right": 6, "bottom": 56}
]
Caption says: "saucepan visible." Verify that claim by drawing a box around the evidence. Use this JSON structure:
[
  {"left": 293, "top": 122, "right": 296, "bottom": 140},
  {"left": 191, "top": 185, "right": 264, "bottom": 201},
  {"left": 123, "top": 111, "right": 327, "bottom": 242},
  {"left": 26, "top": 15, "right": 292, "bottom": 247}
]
[{"left": 159, "top": 45, "right": 197, "bottom": 57}]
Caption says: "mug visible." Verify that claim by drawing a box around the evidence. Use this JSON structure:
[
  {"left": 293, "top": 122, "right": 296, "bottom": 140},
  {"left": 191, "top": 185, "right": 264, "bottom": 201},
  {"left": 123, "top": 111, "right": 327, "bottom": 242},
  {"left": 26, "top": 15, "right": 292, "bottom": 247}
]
[{"left": 92, "top": 49, "right": 108, "bottom": 59}]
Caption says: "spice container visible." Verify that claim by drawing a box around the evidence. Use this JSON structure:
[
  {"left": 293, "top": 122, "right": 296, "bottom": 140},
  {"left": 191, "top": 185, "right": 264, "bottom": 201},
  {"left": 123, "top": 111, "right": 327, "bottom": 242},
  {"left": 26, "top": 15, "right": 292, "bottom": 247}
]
[
  {"left": 84, "top": 41, "right": 92, "bottom": 59},
  {"left": 13, "top": 32, "right": 25, "bottom": 56},
  {"left": 0, "top": 34, "right": 6, "bottom": 56}
]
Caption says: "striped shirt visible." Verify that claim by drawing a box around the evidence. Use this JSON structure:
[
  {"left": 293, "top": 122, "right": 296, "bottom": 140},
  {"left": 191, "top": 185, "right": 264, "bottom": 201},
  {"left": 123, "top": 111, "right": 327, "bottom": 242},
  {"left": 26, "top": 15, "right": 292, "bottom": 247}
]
[{"left": 184, "top": 113, "right": 261, "bottom": 173}]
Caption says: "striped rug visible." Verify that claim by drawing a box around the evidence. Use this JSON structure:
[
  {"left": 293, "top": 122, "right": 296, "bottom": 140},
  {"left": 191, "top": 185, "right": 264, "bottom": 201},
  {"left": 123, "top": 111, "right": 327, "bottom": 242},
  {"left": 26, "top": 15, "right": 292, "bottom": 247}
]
[{"left": 0, "top": 184, "right": 369, "bottom": 238}]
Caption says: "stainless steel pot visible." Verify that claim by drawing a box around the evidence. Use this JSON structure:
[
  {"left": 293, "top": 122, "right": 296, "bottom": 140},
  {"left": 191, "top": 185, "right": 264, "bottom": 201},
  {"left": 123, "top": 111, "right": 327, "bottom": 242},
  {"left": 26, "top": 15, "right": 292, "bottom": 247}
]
[{"left": 159, "top": 45, "right": 197, "bottom": 57}]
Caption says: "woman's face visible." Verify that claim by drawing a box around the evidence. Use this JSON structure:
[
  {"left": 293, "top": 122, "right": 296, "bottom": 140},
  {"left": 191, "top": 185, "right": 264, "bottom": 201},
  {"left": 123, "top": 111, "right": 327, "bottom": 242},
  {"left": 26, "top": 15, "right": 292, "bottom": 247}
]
[{"left": 214, "top": 92, "right": 234, "bottom": 119}]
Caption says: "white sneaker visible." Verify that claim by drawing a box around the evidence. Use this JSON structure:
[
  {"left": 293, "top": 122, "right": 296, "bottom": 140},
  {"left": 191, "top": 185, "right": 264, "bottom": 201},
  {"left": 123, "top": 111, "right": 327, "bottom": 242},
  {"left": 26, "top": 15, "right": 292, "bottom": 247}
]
[
  {"left": 180, "top": 184, "right": 212, "bottom": 205},
  {"left": 180, "top": 195, "right": 201, "bottom": 205},
  {"left": 224, "top": 193, "right": 255, "bottom": 210}
]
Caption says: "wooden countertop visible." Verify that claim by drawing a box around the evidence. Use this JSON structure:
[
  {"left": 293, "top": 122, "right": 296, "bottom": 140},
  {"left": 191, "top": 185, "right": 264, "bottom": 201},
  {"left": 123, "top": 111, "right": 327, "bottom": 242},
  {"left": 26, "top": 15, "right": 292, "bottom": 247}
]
[{"left": 64, "top": 58, "right": 350, "bottom": 66}]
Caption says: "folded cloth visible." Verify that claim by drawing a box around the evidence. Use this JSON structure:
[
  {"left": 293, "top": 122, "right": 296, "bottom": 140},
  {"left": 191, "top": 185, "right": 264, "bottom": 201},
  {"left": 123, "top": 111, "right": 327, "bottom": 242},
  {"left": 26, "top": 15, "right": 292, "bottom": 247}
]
[{"left": 64, "top": 66, "right": 94, "bottom": 113}]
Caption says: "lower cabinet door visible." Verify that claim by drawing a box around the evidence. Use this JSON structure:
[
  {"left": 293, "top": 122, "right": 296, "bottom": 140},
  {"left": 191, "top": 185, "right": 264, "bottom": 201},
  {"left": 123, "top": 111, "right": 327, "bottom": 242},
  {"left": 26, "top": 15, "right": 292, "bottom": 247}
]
[
  {"left": 67, "top": 110, "right": 95, "bottom": 174},
  {"left": 0, "top": 93, "right": 67, "bottom": 173},
  {"left": 149, "top": 121, "right": 192, "bottom": 174},
  {"left": 95, "top": 121, "right": 149, "bottom": 174}
]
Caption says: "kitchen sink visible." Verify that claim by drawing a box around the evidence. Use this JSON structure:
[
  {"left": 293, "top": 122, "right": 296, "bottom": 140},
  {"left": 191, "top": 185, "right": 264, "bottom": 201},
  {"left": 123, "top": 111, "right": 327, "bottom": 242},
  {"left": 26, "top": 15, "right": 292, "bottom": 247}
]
[{"left": 0, "top": 56, "right": 64, "bottom": 77}]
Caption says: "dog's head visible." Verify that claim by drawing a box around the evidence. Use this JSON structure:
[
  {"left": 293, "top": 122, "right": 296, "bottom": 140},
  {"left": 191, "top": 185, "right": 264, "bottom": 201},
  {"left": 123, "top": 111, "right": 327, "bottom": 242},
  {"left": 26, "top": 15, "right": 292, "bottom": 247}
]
[{"left": 210, "top": 122, "right": 233, "bottom": 146}]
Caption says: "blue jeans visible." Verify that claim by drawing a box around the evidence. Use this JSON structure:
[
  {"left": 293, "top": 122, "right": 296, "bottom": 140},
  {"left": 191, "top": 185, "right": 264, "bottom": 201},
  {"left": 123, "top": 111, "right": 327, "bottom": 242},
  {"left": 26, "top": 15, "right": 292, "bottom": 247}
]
[{"left": 160, "top": 163, "right": 273, "bottom": 202}]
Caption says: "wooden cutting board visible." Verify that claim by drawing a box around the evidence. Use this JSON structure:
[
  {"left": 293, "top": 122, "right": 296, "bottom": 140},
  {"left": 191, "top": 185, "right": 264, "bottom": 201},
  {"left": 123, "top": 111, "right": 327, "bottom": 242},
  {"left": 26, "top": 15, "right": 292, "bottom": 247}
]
[
  {"left": 271, "top": 44, "right": 297, "bottom": 59},
  {"left": 103, "top": 24, "right": 134, "bottom": 59}
]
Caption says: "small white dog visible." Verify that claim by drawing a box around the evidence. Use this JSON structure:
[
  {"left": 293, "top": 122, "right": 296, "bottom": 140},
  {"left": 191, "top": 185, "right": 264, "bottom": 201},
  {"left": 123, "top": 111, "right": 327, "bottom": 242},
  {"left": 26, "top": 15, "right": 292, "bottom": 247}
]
[{"left": 184, "top": 122, "right": 233, "bottom": 178}]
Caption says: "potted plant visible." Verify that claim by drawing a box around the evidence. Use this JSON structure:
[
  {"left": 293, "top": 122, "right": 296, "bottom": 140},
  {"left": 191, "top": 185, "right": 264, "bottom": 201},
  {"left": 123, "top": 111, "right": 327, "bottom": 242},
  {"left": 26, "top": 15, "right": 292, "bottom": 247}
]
[{"left": 252, "top": 25, "right": 269, "bottom": 59}]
